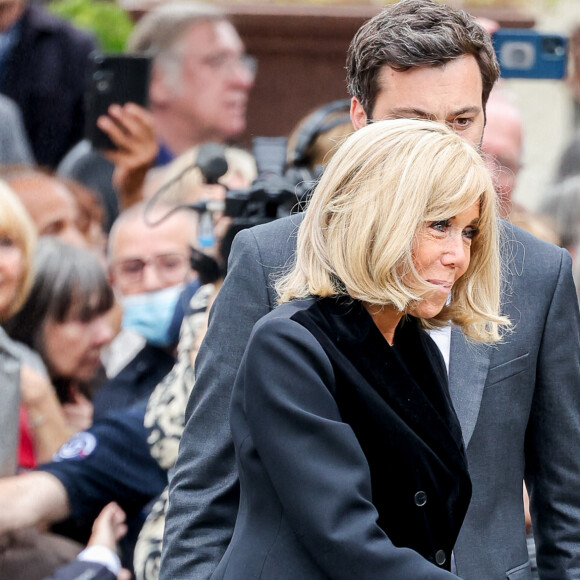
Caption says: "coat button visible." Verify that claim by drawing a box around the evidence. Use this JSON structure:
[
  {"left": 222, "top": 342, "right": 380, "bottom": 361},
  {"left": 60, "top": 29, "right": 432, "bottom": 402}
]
[
  {"left": 414, "top": 491, "right": 427, "bottom": 506},
  {"left": 435, "top": 550, "right": 446, "bottom": 566}
]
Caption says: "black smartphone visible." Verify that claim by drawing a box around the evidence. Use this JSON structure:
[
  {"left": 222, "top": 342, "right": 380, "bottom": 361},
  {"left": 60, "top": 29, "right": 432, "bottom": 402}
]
[
  {"left": 493, "top": 29, "right": 568, "bottom": 79},
  {"left": 84, "top": 52, "right": 152, "bottom": 150}
]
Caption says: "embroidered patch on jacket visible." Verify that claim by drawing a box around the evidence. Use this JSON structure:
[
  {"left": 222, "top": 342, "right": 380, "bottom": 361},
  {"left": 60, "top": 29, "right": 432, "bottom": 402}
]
[{"left": 53, "top": 432, "right": 97, "bottom": 461}]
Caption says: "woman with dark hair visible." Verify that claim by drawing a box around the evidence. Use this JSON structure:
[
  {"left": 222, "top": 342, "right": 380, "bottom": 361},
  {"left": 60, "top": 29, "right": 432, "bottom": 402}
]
[{"left": 5, "top": 237, "right": 115, "bottom": 465}]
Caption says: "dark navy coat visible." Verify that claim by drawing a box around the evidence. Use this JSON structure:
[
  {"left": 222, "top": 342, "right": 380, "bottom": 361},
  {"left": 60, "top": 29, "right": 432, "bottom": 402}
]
[
  {"left": 0, "top": 5, "right": 96, "bottom": 167},
  {"left": 212, "top": 297, "right": 471, "bottom": 579}
]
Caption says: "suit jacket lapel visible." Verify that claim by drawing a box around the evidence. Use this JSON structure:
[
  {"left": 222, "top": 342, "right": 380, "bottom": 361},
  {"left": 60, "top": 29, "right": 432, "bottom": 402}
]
[{"left": 449, "top": 326, "right": 491, "bottom": 447}]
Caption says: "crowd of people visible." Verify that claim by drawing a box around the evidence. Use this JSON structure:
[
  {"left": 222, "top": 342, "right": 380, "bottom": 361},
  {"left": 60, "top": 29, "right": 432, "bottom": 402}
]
[{"left": 0, "top": 0, "right": 579, "bottom": 579}]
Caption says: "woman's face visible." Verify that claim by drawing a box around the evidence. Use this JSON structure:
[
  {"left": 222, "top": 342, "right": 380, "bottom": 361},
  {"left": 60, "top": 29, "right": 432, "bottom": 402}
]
[
  {"left": 410, "top": 201, "right": 480, "bottom": 319},
  {"left": 0, "top": 234, "right": 24, "bottom": 317},
  {"left": 42, "top": 301, "right": 115, "bottom": 382}
]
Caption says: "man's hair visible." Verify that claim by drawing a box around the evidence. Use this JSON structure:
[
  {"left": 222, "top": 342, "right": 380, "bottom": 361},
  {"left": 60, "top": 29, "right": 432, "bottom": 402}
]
[
  {"left": 346, "top": 0, "right": 499, "bottom": 116},
  {"left": 276, "top": 118, "right": 509, "bottom": 343},
  {"left": 127, "top": 1, "right": 226, "bottom": 88},
  {"left": 127, "top": 1, "right": 225, "bottom": 55},
  {"left": 107, "top": 201, "right": 196, "bottom": 263}
]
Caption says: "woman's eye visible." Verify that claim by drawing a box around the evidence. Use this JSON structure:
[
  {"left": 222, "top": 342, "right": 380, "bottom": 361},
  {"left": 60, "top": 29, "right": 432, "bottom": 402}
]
[
  {"left": 430, "top": 220, "right": 450, "bottom": 233},
  {"left": 0, "top": 236, "right": 15, "bottom": 248},
  {"left": 463, "top": 227, "right": 479, "bottom": 241}
]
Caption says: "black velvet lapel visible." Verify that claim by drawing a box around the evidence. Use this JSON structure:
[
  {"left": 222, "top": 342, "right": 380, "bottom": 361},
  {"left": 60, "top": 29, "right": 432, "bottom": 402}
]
[
  {"left": 293, "top": 297, "right": 467, "bottom": 474},
  {"left": 291, "top": 296, "right": 472, "bottom": 564}
]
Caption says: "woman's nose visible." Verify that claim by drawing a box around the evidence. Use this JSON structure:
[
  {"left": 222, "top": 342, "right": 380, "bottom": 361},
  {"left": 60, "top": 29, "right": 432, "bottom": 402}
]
[
  {"left": 92, "top": 316, "right": 115, "bottom": 347},
  {"left": 441, "top": 235, "right": 469, "bottom": 269}
]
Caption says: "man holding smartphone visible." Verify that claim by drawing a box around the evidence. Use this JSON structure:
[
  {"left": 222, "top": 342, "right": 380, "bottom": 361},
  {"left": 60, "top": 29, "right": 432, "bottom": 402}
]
[{"left": 59, "top": 2, "right": 255, "bottom": 226}]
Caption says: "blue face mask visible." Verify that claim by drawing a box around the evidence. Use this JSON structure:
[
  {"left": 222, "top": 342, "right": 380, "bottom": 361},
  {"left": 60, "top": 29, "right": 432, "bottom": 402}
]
[{"left": 120, "top": 284, "right": 184, "bottom": 347}]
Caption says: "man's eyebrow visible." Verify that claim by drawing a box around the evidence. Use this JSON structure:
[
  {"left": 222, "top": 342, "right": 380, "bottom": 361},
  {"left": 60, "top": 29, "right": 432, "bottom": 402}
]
[
  {"left": 387, "top": 108, "right": 433, "bottom": 119},
  {"left": 386, "top": 106, "right": 482, "bottom": 119}
]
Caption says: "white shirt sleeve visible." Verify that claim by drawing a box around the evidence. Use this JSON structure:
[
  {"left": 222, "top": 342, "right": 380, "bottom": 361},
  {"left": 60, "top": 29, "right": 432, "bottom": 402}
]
[{"left": 76, "top": 545, "right": 121, "bottom": 576}]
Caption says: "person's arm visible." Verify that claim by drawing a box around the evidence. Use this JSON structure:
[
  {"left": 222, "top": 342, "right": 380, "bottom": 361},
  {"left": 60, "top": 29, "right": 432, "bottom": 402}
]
[
  {"left": 43, "top": 561, "right": 116, "bottom": 580},
  {"left": 39, "top": 402, "right": 167, "bottom": 527},
  {"left": 20, "top": 366, "right": 75, "bottom": 464},
  {"left": 0, "top": 471, "right": 70, "bottom": 534},
  {"left": 160, "top": 227, "right": 276, "bottom": 580},
  {"left": 44, "top": 502, "right": 130, "bottom": 580},
  {"left": 525, "top": 248, "right": 580, "bottom": 577}
]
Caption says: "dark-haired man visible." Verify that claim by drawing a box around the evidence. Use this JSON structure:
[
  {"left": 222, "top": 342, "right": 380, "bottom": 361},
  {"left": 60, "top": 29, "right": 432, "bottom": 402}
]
[{"left": 162, "top": 1, "right": 580, "bottom": 578}]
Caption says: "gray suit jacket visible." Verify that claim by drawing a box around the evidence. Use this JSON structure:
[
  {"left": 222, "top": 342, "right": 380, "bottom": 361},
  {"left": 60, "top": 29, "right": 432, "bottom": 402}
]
[
  {"left": 0, "top": 94, "right": 34, "bottom": 165},
  {"left": 161, "top": 215, "right": 580, "bottom": 580},
  {"left": 0, "top": 327, "right": 46, "bottom": 478}
]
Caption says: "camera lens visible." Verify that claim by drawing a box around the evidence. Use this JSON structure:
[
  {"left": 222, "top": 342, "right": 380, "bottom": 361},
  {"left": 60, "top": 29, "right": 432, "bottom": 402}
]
[
  {"left": 500, "top": 42, "right": 535, "bottom": 69},
  {"left": 96, "top": 80, "right": 110, "bottom": 92},
  {"left": 542, "top": 36, "right": 566, "bottom": 57},
  {"left": 510, "top": 48, "right": 529, "bottom": 66}
]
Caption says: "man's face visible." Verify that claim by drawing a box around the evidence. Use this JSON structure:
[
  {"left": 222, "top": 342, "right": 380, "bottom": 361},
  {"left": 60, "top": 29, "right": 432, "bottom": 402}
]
[
  {"left": 109, "top": 213, "right": 194, "bottom": 296},
  {"left": 9, "top": 175, "right": 88, "bottom": 248},
  {"left": 167, "top": 20, "right": 255, "bottom": 144},
  {"left": 0, "top": 0, "right": 24, "bottom": 32},
  {"left": 351, "top": 55, "right": 485, "bottom": 147}
]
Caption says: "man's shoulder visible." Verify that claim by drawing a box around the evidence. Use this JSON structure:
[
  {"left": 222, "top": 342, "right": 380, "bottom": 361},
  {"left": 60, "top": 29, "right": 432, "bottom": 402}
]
[
  {"left": 24, "top": 5, "right": 95, "bottom": 48},
  {"left": 501, "top": 219, "right": 562, "bottom": 257},
  {"left": 228, "top": 215, "right": 303, "bottom": 277},
  {"left": 500, "top": 219, "right": 567, "bottom": 279},
  {"left": 243, "top": 214, "right": 303, "bottom": 246}
]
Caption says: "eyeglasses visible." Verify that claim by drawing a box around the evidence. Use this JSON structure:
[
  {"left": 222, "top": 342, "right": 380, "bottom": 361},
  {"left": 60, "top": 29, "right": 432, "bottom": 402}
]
[
  {"left": 199, "top": 53, "right": 258, "bottom": 78},
  {"left": 113, "top": 253, "right": 189, "bottom": 287}
]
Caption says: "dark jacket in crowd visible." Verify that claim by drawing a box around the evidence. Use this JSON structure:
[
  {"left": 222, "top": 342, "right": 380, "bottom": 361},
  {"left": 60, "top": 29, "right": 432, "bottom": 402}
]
[
  {"left": 45, "top": 560, "right": 115, "bottom": 580},
  {"left": 0, "top": 4, "right": 96, "bottom": 168}
]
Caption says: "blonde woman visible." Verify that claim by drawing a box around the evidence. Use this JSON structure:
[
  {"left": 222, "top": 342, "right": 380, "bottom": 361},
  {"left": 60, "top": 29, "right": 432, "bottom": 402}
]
[{"left": 211, "top": 119, "right": 509, "bottom": 579}]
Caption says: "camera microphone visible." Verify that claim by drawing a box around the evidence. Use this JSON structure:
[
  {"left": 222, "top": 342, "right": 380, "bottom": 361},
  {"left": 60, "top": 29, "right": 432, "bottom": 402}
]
[
  {"left": 196, "top": 143, "right": 228, "bottom": 184},
  {"left": 188, "top": 200, "right": 226, "bottom": 213}
]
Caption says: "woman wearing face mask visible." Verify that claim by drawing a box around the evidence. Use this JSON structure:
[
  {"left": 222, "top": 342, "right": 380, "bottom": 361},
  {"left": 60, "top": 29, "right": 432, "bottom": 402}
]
[{"left": 4, "top": 237, "right": 116, "bottom": 466}]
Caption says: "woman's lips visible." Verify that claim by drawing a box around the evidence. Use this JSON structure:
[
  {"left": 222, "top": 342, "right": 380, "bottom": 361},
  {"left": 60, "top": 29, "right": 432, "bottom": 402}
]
[{"left": 427, "top": 279, "right": 453, "bottom": 293}]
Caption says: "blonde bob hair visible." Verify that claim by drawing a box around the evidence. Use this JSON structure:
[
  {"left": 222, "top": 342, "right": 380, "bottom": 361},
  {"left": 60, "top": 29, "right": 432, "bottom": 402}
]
[
  {"left": 276, "top": 118, "right": 509, "bottom": 342},
  {"left": 0, "top": 179, "right": 37, "bottom": 319}
]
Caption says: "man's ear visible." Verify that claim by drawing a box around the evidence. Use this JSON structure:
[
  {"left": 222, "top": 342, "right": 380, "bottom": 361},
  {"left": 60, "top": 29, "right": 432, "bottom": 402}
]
[
  {"left": 107, "top": 267, "right": 116, "bottom": 289},
  {"left": 350, "top": 97, "right": 368, "bottom": 130},
  {"left": 149, "top": 65, "right": 173, "bottom": 107}
]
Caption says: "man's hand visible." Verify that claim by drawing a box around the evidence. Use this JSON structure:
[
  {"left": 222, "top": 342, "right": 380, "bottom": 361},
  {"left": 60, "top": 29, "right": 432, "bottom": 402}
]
[{"left": 97, "top": 103, "right": 159, "bottom": 210}]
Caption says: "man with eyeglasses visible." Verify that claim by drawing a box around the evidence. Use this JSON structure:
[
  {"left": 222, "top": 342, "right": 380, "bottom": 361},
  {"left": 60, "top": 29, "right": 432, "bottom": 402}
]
[
  {"left": 127, "top": 1, "right": 256, "bottom": 163},
  {"left": 58, "top": 1, "right": 256, "bottom": 227},
  {"left": 92, "top": 202, "right": 197, "bottom": 419}
]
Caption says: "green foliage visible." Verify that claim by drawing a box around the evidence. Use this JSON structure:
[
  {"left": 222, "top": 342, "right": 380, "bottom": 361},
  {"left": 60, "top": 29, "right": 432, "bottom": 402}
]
[{"left": 47, "top": 0, "right": 134, "bottom": 53}]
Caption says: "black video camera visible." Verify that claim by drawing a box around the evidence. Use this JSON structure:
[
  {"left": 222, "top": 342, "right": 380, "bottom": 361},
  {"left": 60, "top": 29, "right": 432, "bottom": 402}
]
[{"left": 193, "top": 137, "right": 318, "bottom": 266}]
